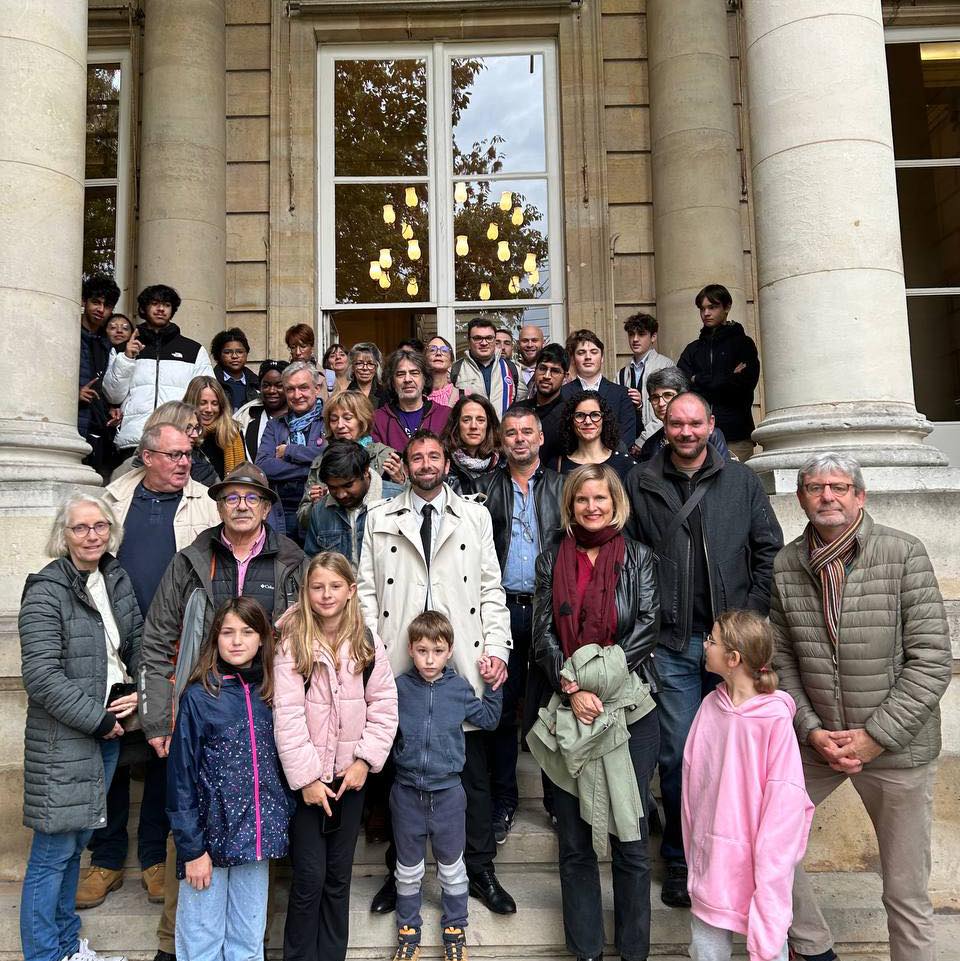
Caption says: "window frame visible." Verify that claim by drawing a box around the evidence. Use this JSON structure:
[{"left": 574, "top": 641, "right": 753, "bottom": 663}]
[
  {"left": 84, "top": 47, "right": 132, "bottom": 311},
  {"left": 316, "top": 40, "right": 565, "bottom": 347}
]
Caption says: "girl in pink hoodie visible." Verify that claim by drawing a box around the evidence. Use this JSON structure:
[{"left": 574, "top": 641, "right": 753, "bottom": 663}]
[
  {"left": 681, "top": 610, "right": 814, "bottom": 961},
  {"left": 272, "top": 552, "right": 398, "bottom": 961}
]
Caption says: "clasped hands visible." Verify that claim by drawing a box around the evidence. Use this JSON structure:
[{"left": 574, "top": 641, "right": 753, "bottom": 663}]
[
  {"left": 808, "top": 727, "right": 883, "bottom": 773},
  {"left": 560, "top": 677, "right": 603, "bottom": 725}
]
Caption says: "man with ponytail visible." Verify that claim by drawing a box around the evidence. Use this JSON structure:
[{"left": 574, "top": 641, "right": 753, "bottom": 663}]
[{"left": 771, "top": 452, "right": 951, "bottom": 961}]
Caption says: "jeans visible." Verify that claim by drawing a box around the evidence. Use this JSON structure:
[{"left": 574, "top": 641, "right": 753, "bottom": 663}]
[
  {"left": 88, "top": 754, "right": 168, "bottom": 870},
  {"left": 690, "top": 915, "right": 788, "bottom": 961},
  {"left": 489, "top": 599, "right": 532, "bottom": 819},
  {"left": 175, "top": 861, "right": 269, "bottom": 961},
  {"left": 552, "top": 710, "right": 659, "bottom": 961},
  {"left": 20, "top": 739, "right": 121, "bottom": 961},
  {"left": 653, "top": 633, "right": 719, "bottom": 864}
]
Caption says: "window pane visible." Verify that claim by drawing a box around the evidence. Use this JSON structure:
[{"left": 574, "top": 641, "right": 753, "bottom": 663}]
[
  {"left": 453, "top": 179, "right": 550, "bottom": 302},
  {"left": 454, "top": 305, "right": 551, "bottom": 359},
  {"left": 452, "top": 55, "right": 546, "bottom": 175},
  {"left": 887, "top": 42, "right": 960, "bottom": 161},
  {"left": 896, "top": 167, "right": 960, "bottom": 288},
  {"left": 905, "top": 295, "right": 960, "bottom": 421},
  {"left": 335, "top": 59, "right": 427, "bottom": 177},
  {"left": 86, "top": 64, "right": 121, "bottom": 179},
  {"left": 83, "top": 185, "right": 117, "bottom": 276},
  {"left": 335, "top": 184, "right": 430, "bottom": 304}
]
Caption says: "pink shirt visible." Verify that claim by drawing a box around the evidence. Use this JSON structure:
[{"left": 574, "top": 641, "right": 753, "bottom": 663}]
[{"left": 221, "top": 524, "right": 267, "bottom": 594}]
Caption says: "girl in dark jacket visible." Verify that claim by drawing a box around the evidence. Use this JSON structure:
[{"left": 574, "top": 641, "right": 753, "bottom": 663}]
[
  {"left": 532, "top": 464, "right": 660, "bottom": 961},
  {"left": 167, "top": 598, "right": 294, "bottom": 961}
]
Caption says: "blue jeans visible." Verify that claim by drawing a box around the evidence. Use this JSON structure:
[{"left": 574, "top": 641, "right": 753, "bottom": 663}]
[
  {"left": 20, "top": 739, "right": 121, "bottom": 961},
  {"left": 175, "top": 860, "right": 269, "bottom": 961},
  {"left": 653, "top": 633, "right": 720, "bottom": 864}
]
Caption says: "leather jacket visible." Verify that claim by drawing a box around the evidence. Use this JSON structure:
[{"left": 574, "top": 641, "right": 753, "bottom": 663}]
[
  {"left": 472, "top": 461, "right": 565, "bottom": 573},
  {"left": 533, "top": 535, "right": 660, "bottom": 693}
]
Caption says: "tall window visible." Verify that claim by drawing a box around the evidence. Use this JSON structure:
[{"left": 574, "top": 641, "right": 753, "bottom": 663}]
[
  {"left": 84, "top": 49, "right": 131, "bottom": 302},
  {"left": 885, "top": 31, "right": 960, "bottom": 425},
  {"left": 318, "top": 42, "right": 563, "bottom": 348}
]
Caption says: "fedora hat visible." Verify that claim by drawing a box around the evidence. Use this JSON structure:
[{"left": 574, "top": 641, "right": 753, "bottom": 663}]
[{"left": 208, "top": 462, "right": 277, "bottom": 504}]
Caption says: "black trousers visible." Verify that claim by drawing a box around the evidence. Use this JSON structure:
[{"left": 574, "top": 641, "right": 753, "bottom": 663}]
[
  {"left": 283, "top": 788, "right": 365, "bottom": 961},
  {"left": 552, "top": 710, "right": 659, "bottom": 961}
]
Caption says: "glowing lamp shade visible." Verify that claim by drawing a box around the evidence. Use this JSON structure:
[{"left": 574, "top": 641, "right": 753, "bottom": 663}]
[
  {"left": 454, "top": 181, "right": 468, "bottom": 204},
  {"left": 378, "top": 272, "right": 391, "bottom": 289},
  {"left": 408, "top": 239, "right": 422, "bottom": 261},
  {"left": 527, "top": 268, "right": 540, "bottom": 285},
  {"left": 379, "top": 248, "right": 393, "bottom": 269},
  {"left": 508, "top": 276, "right": 520, "bottom": 294},
  {"left": 486, "top": 222, "right": 499, "bottom": 241},
  {"left": 407, "top": 277, "right": 419, "bottom": 297},
  {"left": 497, "top": 241, "right": 510, "bottom": 262},
  {"left": 499, "top": 191, "right": 513, "bottom": 211},
  {"left": 369, "top": 261, "right": 382, "bottom": 281},
  {"left": 511, "top": 206, "right": 524, "bottom": 226},
  {"left": 479, "top": 283, "right": 491, "bottom": 301},
  {"left": 455, "top": 235, "right": 469, "bottom": 257},
  {"left": 523, "top": 252, "right": 537, "bottom": 273},
  {"left": 400, "top": 222, "right": 413, "bottom": 240},
  {"left": 405, "top": 186, "right": 418, "bottom": 207},
  {"left": 382, "top": 204, "right": 396, "bottom": 225}
]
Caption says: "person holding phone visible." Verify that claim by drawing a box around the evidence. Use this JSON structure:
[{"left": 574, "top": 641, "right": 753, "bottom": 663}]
[
  {"left": 272, "top": 552, "right": 398, "bottom": 961},
  {"left": 18, "top": 493, "right": 141, "bottom": 961}
]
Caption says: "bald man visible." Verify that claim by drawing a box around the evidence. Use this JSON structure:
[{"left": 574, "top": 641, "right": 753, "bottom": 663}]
[{"left": 516, "top": 325, "right": 544, "bottom": 387}]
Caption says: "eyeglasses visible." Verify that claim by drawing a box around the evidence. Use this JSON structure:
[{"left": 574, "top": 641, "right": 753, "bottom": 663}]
[
  {"left": 146, "top": 449, "right": 192, "bottom": 463},
  {"left": 218, "top": 493, "right": 264, "bottom": 508},
  {"left": 536, "top": 364, "right": 565, "bottom": 376},
  {"left": 352, "top": 360, "right": 376, "bottom": 368},
  {"left": 185, "top": 424, "right": 202, "bottom": 436},
  {"left": 704, "top": 634, "right": 719, "bottom": 647},
  {"left": 573, "top": 411, "right": 603, "bottom": 424},
  {"left": 470, "top": 335, "right": 495, "bottom": 343},
  {"left": 803, "top": 482, "right": 854, "bottom": 496},
  {"left": 512, "top": 514, "right": 535, "bottom": 544},
  {"left": 221, "top": 348, "right": 247, "bottom": 356},
  {"left": 68, "top": 521, "right": 111, "bottom": 537},
  {"left": 428, "top": 345, "right": 452, "bottom": 355},
  {"left": 650, "top": 392, "right": 678, "bottom": 404}
]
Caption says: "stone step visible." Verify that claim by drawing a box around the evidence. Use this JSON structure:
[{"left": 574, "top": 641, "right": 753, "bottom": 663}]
[{"left": 0, "top": 870, "right": 892, "bottom": 959}]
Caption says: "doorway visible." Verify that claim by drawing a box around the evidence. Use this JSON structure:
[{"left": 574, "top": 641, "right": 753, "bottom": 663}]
[{"left": 327, "top": 308, "right": 438, "bottom": 352}]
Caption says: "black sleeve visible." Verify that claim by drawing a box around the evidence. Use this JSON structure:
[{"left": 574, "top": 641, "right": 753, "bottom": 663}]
[
  {"left": 618, "top": 543, "right": 660, "bottom": 673},
  {"left": 532, "top": 550, "right": 564, "bottom": 693}
]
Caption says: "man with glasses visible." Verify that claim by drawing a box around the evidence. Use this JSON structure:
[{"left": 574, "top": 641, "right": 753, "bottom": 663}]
[
  {"left": 625, "top": 393, "right": 782, "bottom": 909},
  {"left": 771, "top": 453, "right": 950, "bottom": 961},
  {"left": 79, "top": 424, "right": 220, "bottom": 918},
  {"left": 516, "top": 342, "right": 569, "bottom": 464},
  {"left": 451, "top": 318, "right": 527, "bottom": 414},
  {"left": 139, "top": 461, "right": 305, "bottom": 961},
  {"left": 472, "top": 408, "right": 564, "bottom": 843}
]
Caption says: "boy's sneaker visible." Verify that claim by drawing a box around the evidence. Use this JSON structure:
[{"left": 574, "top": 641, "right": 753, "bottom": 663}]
[
  {"left": 392, "top": 926, "right": 421, "bottom": 961},
  {"left": 66, "top": 939, "right": 126, "bottom": 961},
  {"left": 492, "top": 810, "right": 514, "bottom": 845},
  {"left": 442, "top": 927, "right": 468, "bottom": 961}
]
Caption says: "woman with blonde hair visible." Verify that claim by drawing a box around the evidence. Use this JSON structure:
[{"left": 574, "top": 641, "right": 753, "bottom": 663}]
[
  {"left": 183, "top": 375, "right": 246, "bottom": 480},
  {"left": 272, "top": 552, "right": 398, "bottom": 961}
]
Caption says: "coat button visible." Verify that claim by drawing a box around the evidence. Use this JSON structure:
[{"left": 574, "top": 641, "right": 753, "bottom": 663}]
[
  {"left": 474, "top": 641, "right": 480, "bottom": 648},
  {"left": 470, "top": 607, "right": 476, "bottom": 615},
  {"left": 387, "top": 578, "right": 393, "bottom": 585},
  {"left": 384, "top": 611, "right": 389, "bottom": 618},
  {"left": 460, "top": 544, "right": 466, "bottom": 550},
  {"left": 391, "top": 546, "right": 397, "bottom": 552},
  {"left": 463, "top": 576, "right": 467, "bottom": 582}
]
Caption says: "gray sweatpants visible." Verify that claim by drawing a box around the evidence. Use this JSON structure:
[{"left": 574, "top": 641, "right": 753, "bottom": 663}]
[
  {"left": 391, "top": 782, "right": 469, "bottom": 931},
  {"left": 690, "top": 915, "right": 788, "bottom": 961}
]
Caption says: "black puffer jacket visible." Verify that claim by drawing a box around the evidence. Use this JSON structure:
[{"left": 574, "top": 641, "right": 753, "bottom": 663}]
[
  {"left": 472, "top": 461, "right": 565, "bottom": 572},
  {"left": 677, "top": 321, "right": 760, "bottom": 442},
  {"left": 624, "top": 445, "right": 783, "bottom": 651},
  {"left": 533, "top": 536, "right": 660, "bottom": 693},
  {"left": 19, "top": 555, "right": 142, "bottom": 834}
]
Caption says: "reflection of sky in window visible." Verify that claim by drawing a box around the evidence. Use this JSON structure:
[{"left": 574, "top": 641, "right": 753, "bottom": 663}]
[{"left": 453, "top": 56, "right": 545, "bottom": 174}]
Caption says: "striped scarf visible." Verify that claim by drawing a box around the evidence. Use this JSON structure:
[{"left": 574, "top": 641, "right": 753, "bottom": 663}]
[{"left": 806, "top": 509, "right": 864, "bottom": 645}]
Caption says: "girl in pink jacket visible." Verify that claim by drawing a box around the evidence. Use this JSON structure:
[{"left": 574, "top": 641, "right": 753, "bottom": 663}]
[
  {"left": 272, "top": 552, "right": 398, "bottom": 961},
  {"left": 681, "top": 610, "right": 814, "bottom": 961}
]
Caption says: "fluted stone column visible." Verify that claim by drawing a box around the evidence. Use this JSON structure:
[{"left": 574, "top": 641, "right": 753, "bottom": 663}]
[
  {"left": 646, "top": 0, "right": 746, "bottom": 360},
  {"left": 743, "top": 0, "right": 948, "bottom": 486},
  {"left": 138, "top": 0, "right": 226, "bottom": 348}
]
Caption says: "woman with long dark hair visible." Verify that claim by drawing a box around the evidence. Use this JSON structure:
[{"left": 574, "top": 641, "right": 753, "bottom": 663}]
[
  {"left": 440, "top": 393, "right": 502, "bottom": 492},
  {"left": 555, "top": 390, "right": 636, "bottom": 483}
]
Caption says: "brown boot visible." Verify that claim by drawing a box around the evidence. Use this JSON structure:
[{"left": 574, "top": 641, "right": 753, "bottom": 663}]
[
  {"left": 76, "top": 866, "right": 123, "bottom": 909},
  {"left": 141, "top": 862, "right": 166, "bottom": 903}
]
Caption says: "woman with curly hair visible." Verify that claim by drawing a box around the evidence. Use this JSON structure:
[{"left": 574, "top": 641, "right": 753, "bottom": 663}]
[
  {"left": 440, "top": 393, "right": 502, "bottom": 492},
  {"left": 183, "top": 375, "right": 246, "bottom": 480},
  {"left": 555, "top": 390, "right": 636, "bottom": 483}
]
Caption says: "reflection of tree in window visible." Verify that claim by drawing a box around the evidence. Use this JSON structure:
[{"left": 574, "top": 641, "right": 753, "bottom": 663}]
[
  {"left": 83, "top": 188, "right": 117, "bottom": 277},
  {"left": 86, "top": 66, "right": 120, "bottom": 180}
]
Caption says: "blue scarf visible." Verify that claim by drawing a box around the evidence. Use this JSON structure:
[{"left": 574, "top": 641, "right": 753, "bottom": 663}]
[{"left": 287, "top": 398, "right": 323, "bottom": 445}]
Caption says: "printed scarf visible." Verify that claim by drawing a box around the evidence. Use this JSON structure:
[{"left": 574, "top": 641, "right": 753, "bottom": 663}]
[
  {"left": 287, "top": 398, "right": 323, "bottom": 445},
  {"left": 806, "top": 509, "right": 864, "bottom": 645}
]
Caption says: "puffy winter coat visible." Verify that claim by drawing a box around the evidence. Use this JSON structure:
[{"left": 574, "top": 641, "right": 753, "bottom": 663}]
[
  {"left": 167, "top": 672, "right": 295, "bottom": 873},
  {"left": 102, "top": 321, "right": 214, "bottom": 450},
  {"left": 272, "top": 630, "right": 398, "bottom": 789},
  {"left": 19, "top": 555, "right": 142, "bottom": 834},
  {"left": 770, "top": 512, "right": 951, "bottom": 768},
  {"left": 451, "top": 351, "right": 527, "bottom": 414}
]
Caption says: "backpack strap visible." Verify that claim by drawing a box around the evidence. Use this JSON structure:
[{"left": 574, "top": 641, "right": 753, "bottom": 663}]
[{"left": 654, "top": 480, "right": 710, "bottom": 554}]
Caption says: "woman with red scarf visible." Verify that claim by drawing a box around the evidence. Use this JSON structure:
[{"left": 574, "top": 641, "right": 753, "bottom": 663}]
[{"left": 532, "top": 463, "right": 659, "bottom": 961}]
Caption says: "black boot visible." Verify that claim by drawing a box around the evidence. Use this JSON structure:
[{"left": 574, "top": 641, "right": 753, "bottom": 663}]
[
  {"left": 370, "top": 873, "right": 397, "bottom": 914},
  {"left": 660, "top": 863, "right": 691, "bottom": 908}
]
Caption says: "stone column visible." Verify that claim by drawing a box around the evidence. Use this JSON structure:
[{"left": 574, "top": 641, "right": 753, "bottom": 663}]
[
  {"left": 646, "top": 0, "right": 746, "bottom": 360},
  {"left": 743, "top": 0, "right": 947, "bottom": 486},
  {"left": 138, "top": 0, "right": 226, "bottom": 349}
]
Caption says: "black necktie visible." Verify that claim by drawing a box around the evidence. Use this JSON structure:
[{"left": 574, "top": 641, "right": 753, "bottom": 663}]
[{"left": 420, "top": 503, "right": 434, "bottom": 570}]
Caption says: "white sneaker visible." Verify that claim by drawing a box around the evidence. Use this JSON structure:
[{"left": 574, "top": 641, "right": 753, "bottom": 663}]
[{"left": 66, "top": 938, "right": 126, "bottom": 961}]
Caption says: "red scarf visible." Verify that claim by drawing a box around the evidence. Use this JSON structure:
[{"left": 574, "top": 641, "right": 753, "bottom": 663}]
[{"left": 552, "top": 525, "right": 625, "bottom": 658}]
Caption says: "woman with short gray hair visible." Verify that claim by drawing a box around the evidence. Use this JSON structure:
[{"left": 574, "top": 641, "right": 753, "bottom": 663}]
[{"left": 19, "top": 493, "right": 142, "bottom": 961}]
